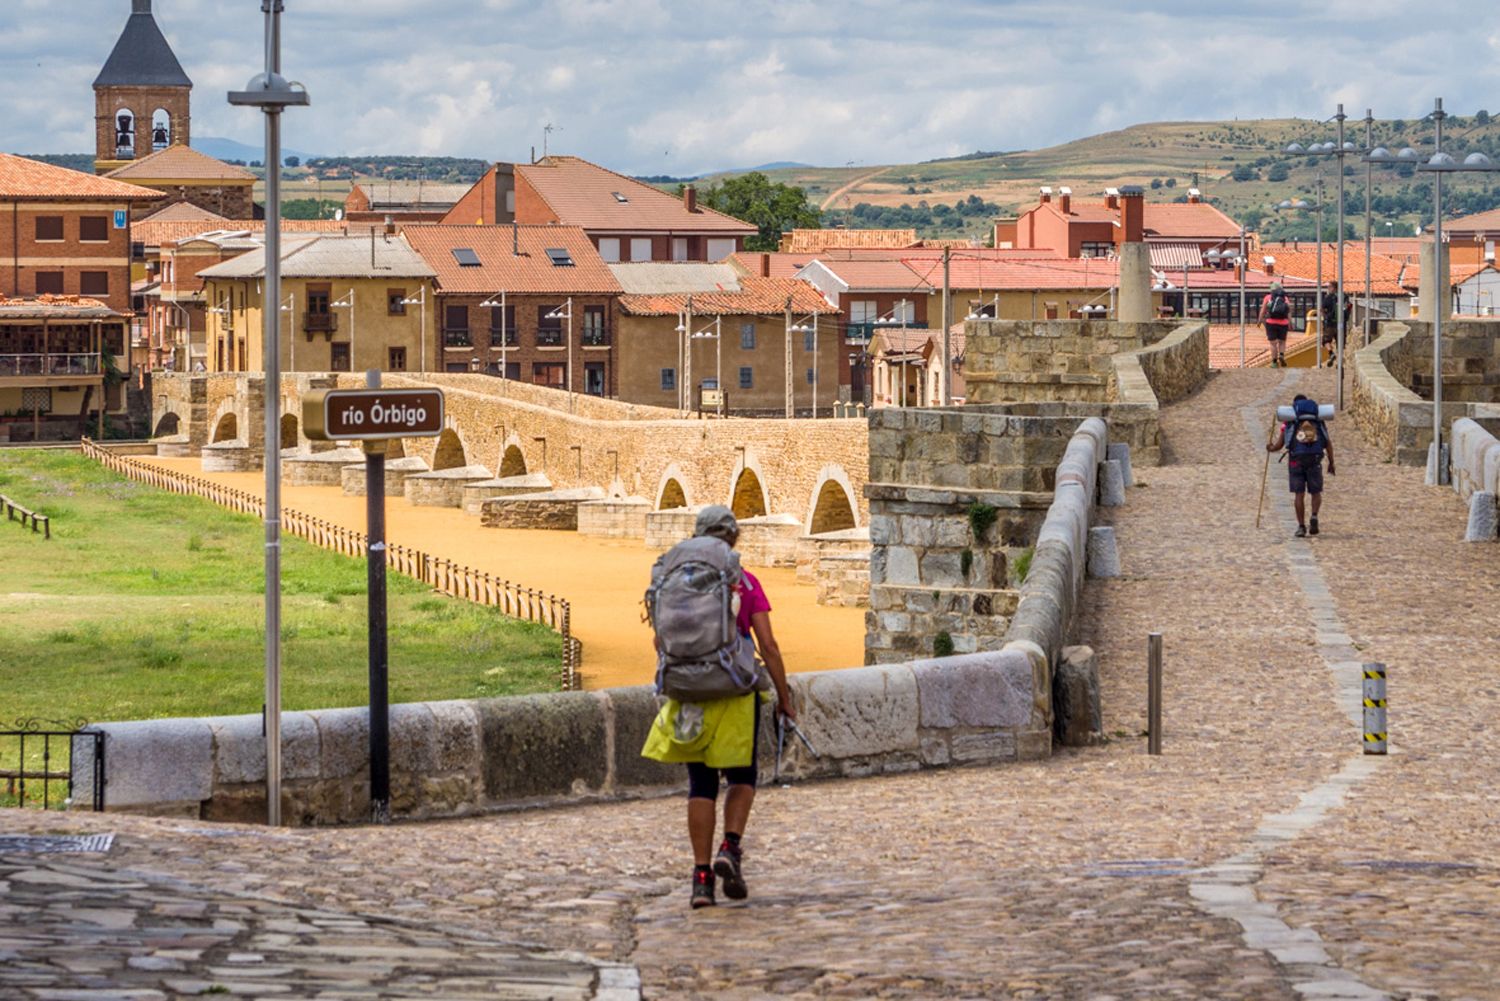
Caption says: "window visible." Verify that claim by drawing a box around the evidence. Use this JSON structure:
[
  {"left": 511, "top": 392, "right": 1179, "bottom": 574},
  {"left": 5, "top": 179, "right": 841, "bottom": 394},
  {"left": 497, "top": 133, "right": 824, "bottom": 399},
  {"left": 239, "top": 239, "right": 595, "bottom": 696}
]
[
  {"left": 597, "top": 237, "right": 620, "bottom": 263},
  {"left": 739, "top": 366, "right": 754, "bottom": 389},
  {"left": 489, "top": 360, "right": 521, "bottom": 379},
  {"left": 806, "top": 367, "right": 816, "bottom": 385},
  {"left": 672, "top": 237, "right": 689, "bottom": 262},
  {"left": 35, "top": 216, "right": 63, "bottom": 241},
  {"left": 80, "top": 271, "right": 109, "bottom": 296},
  {"left": 131, "top": 241, "right": 145, "bottom": 260},
  {"left": 330, "top": 343, "right": 351, "bottom": 371},
  {"left": 20, "top": 387, "right": 52, "bottom": 414},
  {"left": 740, "top": 322, "right": 756, "bottom": 350},
  {"left": 388, "top": 347, "right": 406, "bottom": 371},
  {"left": 545, "top": 247, "right": 574, "bottom": 267},
  {"left": 584, "top": 361, "right": 606, "bottom": 396},
  {"left": 707, "top": 238, "right": 737, "bottom": 261},
  {"left": 804, "top": 328, "right": 816, "bottom": 352},
  {"left": 443, "top": 304, "right": 470, "bottom": 346},
  {"left": 34, "top": 271, "right": 64, "bottom": 295},
  {"left": 611, "top": 191, "right": 629, "bottom": 203},
  {"left": 660, "top": 368, "right": 676, "bottom": 391},
  {"left": 451, "top": 247, "right": 481, "bottom": 267},
  {"left": 582, "top": 304, "right": 607, "bottom": 345},
  {"left": 490, "top": 304, "right": 517, "bottom": 346},
  {"left": 1080, "top": 241, "right": 1113, "bottom": 258},
  {"left": 849, "top": 300, "right": 877, "bottom": 323},
  {"left": 537, "top": 305, "right": 563, "bottom": 346},
  {"left": 532, "top": 362, "right": 566, "bottom": 388},
  {"left": 629, "top": 237, "right": 653, "bottom": 262},
  {"left": 79, "top": 216, "right": 109, "bottom": 242},
  {"left": 388, "top": 289, "right": 407, "bottom": 315},
  {"left": 445, "top": 362, "right": 468, "bottom": 373}
]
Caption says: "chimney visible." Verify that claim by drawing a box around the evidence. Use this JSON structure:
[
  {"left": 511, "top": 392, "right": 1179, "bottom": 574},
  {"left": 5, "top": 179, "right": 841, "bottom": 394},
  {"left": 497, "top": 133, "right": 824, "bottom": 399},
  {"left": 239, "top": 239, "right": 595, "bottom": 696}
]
[
  {"left": 1263, "top": 255, "right": 1276, "bottom": 276},
  {"left": 1039, "top": 186, "right": 1052, "bottom": 204},
  {"left": 1188, "top": 187, "right": 1202, "bottom": 204},
  {"left": 759, "top": 252, "right": 770, "bottom": 278},
  {"left": 1058, "top": 186, "right": 1072, "bottom": 214},
  {"left": 684, "top": 184, "right": 698, "bottom": 213},
  {"left": 1116, "top": 185, "right": 1145, "bottom": 246},
  {"left": 383, "top": 214, "right": 396, "bottom": 236},
  {"left": 493, "top": 163, "right": 516, "bottom": 224},
  {"left": 1104, "top": 187, "right": 1119, "bottom": 210}
]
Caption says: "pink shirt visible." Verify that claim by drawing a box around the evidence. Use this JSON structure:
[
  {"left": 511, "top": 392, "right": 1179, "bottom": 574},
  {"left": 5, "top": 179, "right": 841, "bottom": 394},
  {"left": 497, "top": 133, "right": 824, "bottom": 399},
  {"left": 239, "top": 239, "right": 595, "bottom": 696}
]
[{"left": 737, "top": 570, "right": 772, "bottom": 636}]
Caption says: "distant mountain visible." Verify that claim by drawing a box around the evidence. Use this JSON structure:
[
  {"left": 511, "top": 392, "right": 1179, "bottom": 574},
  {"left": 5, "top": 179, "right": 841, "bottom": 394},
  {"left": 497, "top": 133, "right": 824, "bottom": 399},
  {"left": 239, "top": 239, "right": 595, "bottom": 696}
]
[
  {"left": 714, "top": 161, "right": 812, "bottom": 175},
  {"left": 192, "top": 136, "right": 317, "bottom": 165}
]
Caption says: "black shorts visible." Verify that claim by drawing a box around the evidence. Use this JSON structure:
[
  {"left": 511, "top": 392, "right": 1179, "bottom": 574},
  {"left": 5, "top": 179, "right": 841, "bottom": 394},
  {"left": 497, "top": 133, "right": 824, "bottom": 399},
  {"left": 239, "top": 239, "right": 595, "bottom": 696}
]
[
  {"left": 1265, "top": 323, "right": 1289, "bottom": 343},
  {"left": 1289, "top": 457, "right": 1324, "bottom": 495}
]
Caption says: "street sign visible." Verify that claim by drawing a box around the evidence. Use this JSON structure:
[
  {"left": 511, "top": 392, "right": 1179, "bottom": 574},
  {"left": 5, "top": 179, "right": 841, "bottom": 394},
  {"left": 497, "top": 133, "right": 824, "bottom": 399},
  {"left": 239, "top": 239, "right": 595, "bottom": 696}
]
[
  {"left": 112, "top": 210, "right": 127, "bottom": 230},
  {"left": 302, "top": 387, "right": 444, "bottom": 441}
]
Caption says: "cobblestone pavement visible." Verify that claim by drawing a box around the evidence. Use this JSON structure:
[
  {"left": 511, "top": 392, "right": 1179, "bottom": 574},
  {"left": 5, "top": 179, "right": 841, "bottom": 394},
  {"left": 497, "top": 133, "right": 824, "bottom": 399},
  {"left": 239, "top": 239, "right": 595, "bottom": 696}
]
[{"left": 5, "top": 368, "right": 1495, "bottom": 998}]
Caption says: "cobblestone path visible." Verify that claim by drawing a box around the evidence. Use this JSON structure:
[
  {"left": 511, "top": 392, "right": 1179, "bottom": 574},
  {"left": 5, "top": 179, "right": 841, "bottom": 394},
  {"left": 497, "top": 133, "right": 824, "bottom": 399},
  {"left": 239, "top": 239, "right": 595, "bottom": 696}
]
[{"left": 5, "top": 368, "right": 1496, "bottom": 998}]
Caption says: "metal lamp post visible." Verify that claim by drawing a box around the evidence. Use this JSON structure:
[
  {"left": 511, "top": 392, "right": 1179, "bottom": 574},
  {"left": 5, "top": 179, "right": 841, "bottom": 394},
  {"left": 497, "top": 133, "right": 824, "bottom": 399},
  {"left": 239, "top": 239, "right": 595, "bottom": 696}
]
[
  {"left": 1206, "top": 238, "right": 1249, "bottom": 367},
  {"left": 330, "top": 289, "right": 354, "bottom": 368},
  {"left": 400, "top": 288, "right": 427, "bottom": 372},
  {"left": 227, "top": 0, "right": 309, "bottom": 828},
  {"left": 1364, "top": 142, "right": 1424, "bottom": 333},
  {"left": 1277, "top": 182, "right": 1325, "bottom": 365},
  {"left": 687, "top": 316, "right": 723, "bottom": 415},
  {"left": 481, "top": 291, "right": 508, "bottom": 382},
  {"left": 787, "top": 311, "right": 821, "bottom": 417},
  {"left": 544, "top": 299, "right": 575, "bottom": 410}
]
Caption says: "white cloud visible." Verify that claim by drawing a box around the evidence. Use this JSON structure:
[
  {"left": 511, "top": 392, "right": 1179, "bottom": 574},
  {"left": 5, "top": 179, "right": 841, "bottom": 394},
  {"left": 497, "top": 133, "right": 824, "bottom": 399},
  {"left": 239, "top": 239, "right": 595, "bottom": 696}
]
[{"left": 3, "top": 0, "right": 1498, "bottom": 173}]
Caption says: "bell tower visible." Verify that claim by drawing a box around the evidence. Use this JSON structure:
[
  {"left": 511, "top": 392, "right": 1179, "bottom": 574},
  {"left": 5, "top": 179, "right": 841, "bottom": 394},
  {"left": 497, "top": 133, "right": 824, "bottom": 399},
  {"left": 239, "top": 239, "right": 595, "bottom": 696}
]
[{"left": 93, "top": 0, "right": 192, "bottom": 174}]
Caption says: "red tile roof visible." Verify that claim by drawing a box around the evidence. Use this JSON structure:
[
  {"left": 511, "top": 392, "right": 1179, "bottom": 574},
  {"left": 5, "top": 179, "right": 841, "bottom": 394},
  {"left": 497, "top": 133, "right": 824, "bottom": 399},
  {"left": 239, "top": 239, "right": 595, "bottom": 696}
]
[
  {"left": 139, "top": 201, "right": 229, "bottom": 224},
  {"left": 1141, "top": 201, "right": 1241, "bottom": 240},
  {"left": 1401, "top": 261, "right": 1492, "bottom": 289},
  {"left": 809, "top": 259, "right": 934, "bottom": 292},
  {"left": 1438, "top": 207, "right": 1500, "bottom": 235},
  {"left": 0, "top": 294, "right": 121, "bottom": 319},
  {"left": 138, "top": 218, "right": 347, "bottom": 250},
  {"left": 106, "top": 145, "right": 256, "bottom": 183},
  {"left": 1208, "top": 323, "right": 1317, "bottom": 369},
  {"left": 618, "top": 277, "right": 829, "bottom": 316},
  {"left": 518, "top": 156, "right": 755, "bottom": 234},
  {"left": 402, "top": 224, "right": 620, "bottom": 294},
  {"left": 781, "top": 228, "right": 919, "bottom": 252},
  {"left": 1157, "top": 268, "right": 1314, "bottom": 291},
  {"left": 924, "top": 257, "right": 1122, "bottom": 291},
  {"left": 0, "top": 153, "right": 162, "bottom": 200},
  {"left": 1256, "top": 245, "right": 1409, "bottom": 295}
]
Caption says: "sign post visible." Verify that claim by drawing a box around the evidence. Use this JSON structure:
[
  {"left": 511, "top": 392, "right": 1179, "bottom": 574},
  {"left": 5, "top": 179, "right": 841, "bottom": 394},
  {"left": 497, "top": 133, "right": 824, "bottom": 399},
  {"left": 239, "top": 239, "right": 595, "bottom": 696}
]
[{"left": 303, "top": 376, "right": 443, "bottom": 822}]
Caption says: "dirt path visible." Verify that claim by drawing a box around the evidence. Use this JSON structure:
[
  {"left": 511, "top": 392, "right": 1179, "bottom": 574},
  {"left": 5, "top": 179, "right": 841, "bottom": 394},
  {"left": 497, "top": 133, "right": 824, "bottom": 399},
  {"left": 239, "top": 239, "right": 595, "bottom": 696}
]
[
  {"left": 148, "top": 457, "right": 865, "bottom": 690},
  {"left": 818, "top": 167, "right": 889, "bottom": 211}
]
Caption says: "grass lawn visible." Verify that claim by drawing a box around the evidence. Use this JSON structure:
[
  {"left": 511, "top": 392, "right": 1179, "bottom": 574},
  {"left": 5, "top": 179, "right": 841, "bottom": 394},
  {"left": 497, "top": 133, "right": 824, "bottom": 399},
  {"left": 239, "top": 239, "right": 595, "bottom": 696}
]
[{"left": 0, "top": 450, "right": 562, "bottom": 732}]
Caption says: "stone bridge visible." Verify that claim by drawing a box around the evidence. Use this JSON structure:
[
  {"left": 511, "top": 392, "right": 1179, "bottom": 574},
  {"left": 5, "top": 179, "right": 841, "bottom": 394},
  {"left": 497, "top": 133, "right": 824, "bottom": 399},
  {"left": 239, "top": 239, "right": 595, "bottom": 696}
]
[{"left": 149, "top": 371, "right": 871, "bottom": 536}]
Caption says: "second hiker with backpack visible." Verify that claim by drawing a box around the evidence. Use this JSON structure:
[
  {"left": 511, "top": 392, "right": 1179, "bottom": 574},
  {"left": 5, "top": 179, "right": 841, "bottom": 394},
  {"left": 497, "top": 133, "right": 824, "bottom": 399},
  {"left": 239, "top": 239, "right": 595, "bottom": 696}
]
[
  {"left": 640, "top": 505, "right": 796, "bottom": 910},
  {"left": 1267, "top": 394, "right": 1335, "bottom": 537},
  {"left": 1258, "top": 281, "right": 1293, "bottom": 367}
]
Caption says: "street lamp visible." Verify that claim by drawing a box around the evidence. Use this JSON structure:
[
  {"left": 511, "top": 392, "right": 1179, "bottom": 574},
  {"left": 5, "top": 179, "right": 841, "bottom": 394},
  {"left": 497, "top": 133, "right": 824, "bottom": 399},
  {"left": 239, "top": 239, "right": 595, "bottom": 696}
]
[
  {"left": 687, "top": 316, "right": 723, "bottom": 415},
  {"left": 330, "top": 289, "right": 354, "bottom": 369},
  {"left": 399, "top": 287, "right": 427, "bottom": 373},
  {"left": 1407, "top": 97, "right": 1500, "bottom": 484},
  {"left": 1207, "top": 230, "right": 1249, "bottom": 367},
  {"left": 481, "top": 291, "right": 508, "bottom": 382},
  {"left": 786, "top": 307, "right": 821, "bottom": 418},
  {"left": 544, "top": 298, "right": 574, "bottom": 411},
  {"left": 279, "top": 292, "right": 295, "bottom": 371}
]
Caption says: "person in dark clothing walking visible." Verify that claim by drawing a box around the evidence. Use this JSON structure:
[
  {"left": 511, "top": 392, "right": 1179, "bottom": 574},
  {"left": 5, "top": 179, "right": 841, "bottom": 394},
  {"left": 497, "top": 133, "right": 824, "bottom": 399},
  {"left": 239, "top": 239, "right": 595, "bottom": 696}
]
[
  {"left": 1321, "top": 283, "right": 1351, "bottom": 368},
  {"left": 1267, "top": 394, "right": 1336, "bottom": 537}
]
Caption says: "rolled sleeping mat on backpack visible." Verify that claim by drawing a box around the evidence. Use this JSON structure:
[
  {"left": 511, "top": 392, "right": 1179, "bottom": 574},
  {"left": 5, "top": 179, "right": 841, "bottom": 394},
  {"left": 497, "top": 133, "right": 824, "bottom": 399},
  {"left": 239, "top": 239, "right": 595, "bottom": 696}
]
[{"left": 1277, "top": 404, "right": 1335, "bottom": 421}]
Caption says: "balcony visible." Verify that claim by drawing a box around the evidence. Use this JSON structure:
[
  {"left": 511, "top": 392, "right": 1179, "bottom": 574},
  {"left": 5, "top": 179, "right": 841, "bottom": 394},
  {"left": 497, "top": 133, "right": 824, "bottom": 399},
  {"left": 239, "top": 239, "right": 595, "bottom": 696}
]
[
  {"left": 443, "top": 327, "right": 473, "bottom": 348},
  {"left": 581, "top": 325, "right": 610, "bottom": 347},
  {"left": 536, "top": 328, "right": 564, "bottom": 347},
  {"left": 0, "top": 353, "right": 103, "bottom": 382},
  {"left": 303, "top": 312, "right": 338, "bottom": 336},
  {"left": 489, "top": 327, "right": 519, "bottom": 347}
]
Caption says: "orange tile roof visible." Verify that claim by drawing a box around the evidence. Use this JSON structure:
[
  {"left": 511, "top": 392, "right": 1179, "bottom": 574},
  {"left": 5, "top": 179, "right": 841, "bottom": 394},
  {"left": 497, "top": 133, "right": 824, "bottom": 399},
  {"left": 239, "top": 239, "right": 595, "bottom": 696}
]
[
  {"left": 780, "top": 228, "right": 919, "bottom": 252},
  {"left": 1157, "top": 268, "right": 1314, "bottom": 291},
  {"left": 139, "top": 201, "right": 229, "bottom": 224},
  {"left": 810, "top": 259, "right": 934, "bottom": 292},
  {"left": 106, "top": 145, "right": 256, "bottom": 182},
  {"left": 402, "top": 224, "right": 620, "bottom": 294},
  {"left": 1208, "top": 323, "right": 1317, "bottom": 369},
  {"left": 726, "top": 251, "right": 821, "bottom": 279},
  {"left": 1252, "top": 246, "right": 1408, "bottom": 294},
  {"left": 518, "top": 156, "right": 755, "bottom": 234},
  {"left": 138, "top": 218, "right": 347, "bottom": 250},
  {"left": 1142, "top": 201, "right": 1242, "bottom": 240},
  {"left": 1401, "top": 261, "right": 1492, "bottom": 288},
  {"left": 925, "top": 257, "right": 1121, "bottom": 291},
  {"left": 1439, "top": 207, "right": 1500, "bottom": 235},
  {"left": 618, "top": 277, "right": 829, "bottom": 316},
  {"left": 0, "top": 152, "right": 162, "bottom": 200},
  {"left": 0, "top": 294, "right": 121, "bottom": 319}
]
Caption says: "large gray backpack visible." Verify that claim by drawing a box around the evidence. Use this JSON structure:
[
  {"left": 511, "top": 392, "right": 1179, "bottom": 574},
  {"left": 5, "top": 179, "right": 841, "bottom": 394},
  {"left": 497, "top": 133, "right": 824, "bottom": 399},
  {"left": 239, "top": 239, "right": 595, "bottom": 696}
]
[{"left": 646, "top": 536, "right": 763, "bottom": 702}]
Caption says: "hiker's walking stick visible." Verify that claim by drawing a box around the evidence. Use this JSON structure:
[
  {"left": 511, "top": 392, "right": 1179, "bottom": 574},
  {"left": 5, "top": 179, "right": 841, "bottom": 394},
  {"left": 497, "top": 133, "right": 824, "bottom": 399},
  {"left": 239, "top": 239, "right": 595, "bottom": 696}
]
[{"left": 1255, "top": 450, "right": 1271, "bottom": 528}]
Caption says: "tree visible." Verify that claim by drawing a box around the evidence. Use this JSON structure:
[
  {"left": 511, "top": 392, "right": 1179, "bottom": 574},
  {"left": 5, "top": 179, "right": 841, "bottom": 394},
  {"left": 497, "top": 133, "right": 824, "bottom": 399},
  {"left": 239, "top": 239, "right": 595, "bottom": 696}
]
[
  {"left": 1165, "top": 177, "right": 1177, "bottom": 188},
  {"left": 1150, "top": 178, "right": 1163, "bottom": 189},
  {"left": 284, "top": 155, "right": 300, "bottom": 168},
  {"left": 697, "top": 172, "right": 821, "bottom": 251},
  {"left": 1267, "top": 163, "right": 1290, "bottom": 182},
  {"left": 1231, "top": 164, "right": 1258, "bottom": 182},
  {"left": 1478, "top": 109, "right": 1491, "bottom": 125}
]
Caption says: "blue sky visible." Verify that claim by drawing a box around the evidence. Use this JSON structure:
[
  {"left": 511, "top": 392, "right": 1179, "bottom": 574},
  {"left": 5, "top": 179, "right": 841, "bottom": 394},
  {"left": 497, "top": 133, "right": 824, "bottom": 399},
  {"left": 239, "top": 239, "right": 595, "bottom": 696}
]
[{"left": 6, "top": 0, "right": 1499, "bottom": 173}]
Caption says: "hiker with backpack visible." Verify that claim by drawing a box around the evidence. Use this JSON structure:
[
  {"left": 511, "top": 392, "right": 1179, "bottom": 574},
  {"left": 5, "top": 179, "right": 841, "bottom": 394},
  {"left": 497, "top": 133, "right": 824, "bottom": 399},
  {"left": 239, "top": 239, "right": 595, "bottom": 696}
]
[
  {"left": 641, "top": 505, "right": 796, "bottom": 910},
  {"left": 1320, "top": 283, "right": 1351, "bottom": 368},
  {"left": 1258, "top": 281, "right": 1293, "bottom": 367},
  {"left": 1267, "top": 394, "right": 1335, "bottom": 537}
]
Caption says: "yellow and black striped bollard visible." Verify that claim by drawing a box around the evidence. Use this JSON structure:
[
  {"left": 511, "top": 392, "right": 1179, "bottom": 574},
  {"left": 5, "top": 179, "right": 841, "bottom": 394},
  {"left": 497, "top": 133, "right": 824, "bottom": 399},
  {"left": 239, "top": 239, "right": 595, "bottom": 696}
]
[{"left": 1363, "top": 663, "right": 1387, "bottom": 755}]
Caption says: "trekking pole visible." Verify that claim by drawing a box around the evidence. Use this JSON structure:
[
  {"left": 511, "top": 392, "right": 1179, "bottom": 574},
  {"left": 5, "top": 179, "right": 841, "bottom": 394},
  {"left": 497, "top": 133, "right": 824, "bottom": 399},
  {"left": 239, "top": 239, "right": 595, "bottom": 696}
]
[{"left": 1255, "top": 450, "right": 1271, "bottom": 529}]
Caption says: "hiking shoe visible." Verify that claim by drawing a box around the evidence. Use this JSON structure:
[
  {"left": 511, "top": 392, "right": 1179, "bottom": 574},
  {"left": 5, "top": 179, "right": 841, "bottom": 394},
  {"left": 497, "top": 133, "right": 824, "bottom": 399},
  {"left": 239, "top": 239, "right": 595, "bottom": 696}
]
[
  {"left": 1309, "top": 516, "right": 1320, "bottom": 536},
  {"left": 713, "top": 841, "right": 747, "bottom": 901},
  {"left": 1294, "top": 525, "right": 1308, "bottom": 538},
  {"left": 690, "top": 869, "right": 716, "bottom": 909}
]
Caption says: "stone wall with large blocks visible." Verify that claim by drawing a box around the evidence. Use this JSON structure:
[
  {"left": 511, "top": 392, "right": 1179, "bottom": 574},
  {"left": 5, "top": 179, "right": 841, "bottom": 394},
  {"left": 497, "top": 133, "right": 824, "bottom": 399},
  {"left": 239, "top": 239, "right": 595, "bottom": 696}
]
[
  {"left": 964, "top": 319, "right": 1182, "bottom": 405},
  {"left": 74, "top": 648, "right": 1051, "bottom": 824}
]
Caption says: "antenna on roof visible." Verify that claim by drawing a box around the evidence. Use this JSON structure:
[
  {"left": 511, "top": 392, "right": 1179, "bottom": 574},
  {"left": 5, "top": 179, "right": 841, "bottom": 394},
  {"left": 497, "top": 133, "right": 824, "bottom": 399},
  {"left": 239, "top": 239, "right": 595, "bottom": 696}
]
[{"left": 543, "top": 122, "right": 561, "bottom": 160}]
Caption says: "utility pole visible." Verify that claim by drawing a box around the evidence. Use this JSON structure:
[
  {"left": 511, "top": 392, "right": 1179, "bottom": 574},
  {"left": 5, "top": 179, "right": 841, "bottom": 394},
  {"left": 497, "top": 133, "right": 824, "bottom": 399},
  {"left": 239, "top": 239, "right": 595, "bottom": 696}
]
[
  {"left": 228, "top": 0, "right": 309, "bottom": 827},
  {"left": 1336, "top": 104, "right": 1347, "bottom": 408},
  {"left": 784, "top": 296, "right": 793, "bottom": 419},
  {"left": 1364, "top": 109, "right": 1374, "bottom": 350},
  {"left": 940, "top": 247, "right": 952, "bottom": 406}
]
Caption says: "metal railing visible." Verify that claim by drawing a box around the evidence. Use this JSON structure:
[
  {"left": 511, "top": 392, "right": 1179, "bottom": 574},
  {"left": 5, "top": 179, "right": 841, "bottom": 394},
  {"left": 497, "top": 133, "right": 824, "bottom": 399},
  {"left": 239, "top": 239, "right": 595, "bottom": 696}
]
[
  {"left": 79, "top": 439, "right": 582, "bottom": 690},
  {"left": 581, "top": 326, "right": 610, "bottom": 346},
  {"left": 303, "top": 313, "right": 338, "bottom": 334},
  {"left": 0, "top": 719, "right": 103, "bottom": 811},
  {"left": 443, "top": 327, "right": 472, "bottom": 348},
  {"left": 536, "top": 328, "right": 564, "bottom": 347},
  {"left": 0, "top": 353, "right": 102, "bottom": 377},
  {"left": 489, "top": 327, "right": 518, "bottom": 347}
]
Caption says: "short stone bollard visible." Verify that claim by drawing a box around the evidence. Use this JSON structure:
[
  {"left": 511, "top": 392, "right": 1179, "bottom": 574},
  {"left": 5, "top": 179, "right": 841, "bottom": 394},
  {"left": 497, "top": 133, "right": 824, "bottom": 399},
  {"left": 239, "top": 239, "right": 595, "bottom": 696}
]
[
  {"left": 1464, "top": 491, "right": 1497, "bottom": 542},
  {"left": 1099, "top": 459, "right": 1127, "bottom": 507},
  {"left": 1106, "top": 442, "right": 1134, "bottom": 487},
  {"left": 1086, "top": 525, "right": 1121, "bottom": 578},
  {"left": 1054, "top": 645, "right": 1102, "bottom": 747}
]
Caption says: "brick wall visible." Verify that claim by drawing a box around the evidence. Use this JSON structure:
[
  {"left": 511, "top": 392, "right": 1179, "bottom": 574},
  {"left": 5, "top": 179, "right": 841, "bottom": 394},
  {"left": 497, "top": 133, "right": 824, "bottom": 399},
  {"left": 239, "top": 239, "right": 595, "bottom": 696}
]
[{"left": 0, "top": 202, "right": 141, "bottom": 313}]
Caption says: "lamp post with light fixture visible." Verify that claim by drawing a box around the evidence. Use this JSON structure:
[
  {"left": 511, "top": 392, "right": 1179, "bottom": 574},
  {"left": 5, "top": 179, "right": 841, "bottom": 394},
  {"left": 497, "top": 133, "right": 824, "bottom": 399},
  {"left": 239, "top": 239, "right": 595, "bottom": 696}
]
[
  {"left": 544, "top": 298, "right": 574, "bottom": 411},
  {"left": 330, "top": 289, "right": 354, "bottom": 368},
  {"left": 1278, "top": 178, "right": 1325, "bottom": 366},
  {"left": 481, "top": 291, "right": 508, "bottom": 382},
  {"left": 400, "top": 287, "right": 427, "bottom": 372},
  {"left": 785, "top": 305, "right": 821, "bottom": 417}
]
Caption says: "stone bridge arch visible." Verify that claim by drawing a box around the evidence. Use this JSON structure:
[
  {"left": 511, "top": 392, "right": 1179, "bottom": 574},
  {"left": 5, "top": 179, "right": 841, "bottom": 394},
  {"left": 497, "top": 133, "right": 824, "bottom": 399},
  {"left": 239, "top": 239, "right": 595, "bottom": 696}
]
[
  {"left": 654, "top": 463, "right": 692, "bottom": 510},
  {"left": 279, "top": 413, "right": 299, "bottom": 451},
  {"left": 499, "top": 436, "right": 528, "bottom": 478},
  {"left": 152, "top": 412, "right": 181, "bottom": 438},
  {"left": 728, "top": 451, "right": 770, "bottom": 520},
  {"left": 806, "top": 464, "right": 859, "bottom": 534},
  {"left": 431, "top": 427, "right": 468, "bottom": 471}
]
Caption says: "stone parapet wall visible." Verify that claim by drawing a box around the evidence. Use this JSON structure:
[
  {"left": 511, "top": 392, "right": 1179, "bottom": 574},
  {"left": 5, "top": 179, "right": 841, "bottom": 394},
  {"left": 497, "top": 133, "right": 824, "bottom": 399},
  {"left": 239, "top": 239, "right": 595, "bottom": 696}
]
[
  {"left": 1112, "top": 319, "right": 1210, "bottom": 408},
  {"left": 577, "top": 498, "right": 651, "bottom": 539},
  {"left": 814, "top": 551, "right": 870, "bottom": 607},
  {"left": 1450, "top": 417, "right": 1500, "bottom": 504},
  {"left": 75, "top": 648, "right": 1051, "bottom": 824},
  {"left": 285, "top": 449, "right": 364, "bottom": 486},
  {"left": 1351, "top": 321, "right": 1494, "bottom": 466},
  {"left": 200, "top": 441, "right": 259, "bottom": 473},
  {"left": 479, "top": 489, "right": 606, "bottom": 531},
  {"left": 461, "top": 475, "right": 555, "bottom": 516},
  {"left": 965, "top": 319, "right": 1180, "bottom": 405},
  {"left": 645, "top": 508, "right": 700, "bottom": 551},
  {"left": 734, "top": 515, "right": 803, "bottom": 568},
  {"left": 341, "top": 456, "right": 431, "bottom": 497}
]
